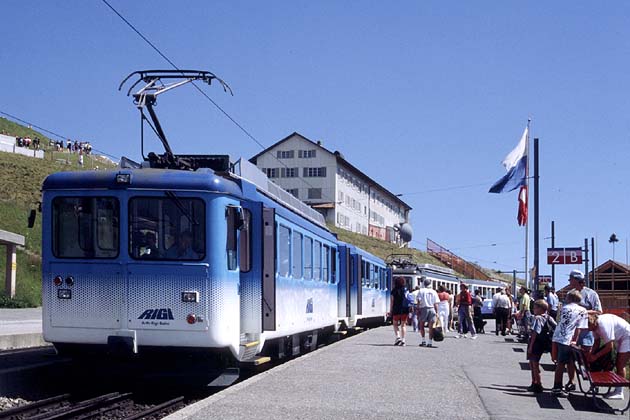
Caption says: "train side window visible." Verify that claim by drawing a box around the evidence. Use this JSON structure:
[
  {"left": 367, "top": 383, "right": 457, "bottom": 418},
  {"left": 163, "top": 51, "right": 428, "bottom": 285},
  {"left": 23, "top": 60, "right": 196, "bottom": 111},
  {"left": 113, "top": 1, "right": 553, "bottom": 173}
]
[
  {"left": 331, "top": 248, "right": 337, "bottom": 284},
  {"left": 322, "top": 245, "right": 330, "bottom": 283},
  {"left": 226, "top": 206, "right": 243, "bottom": 271},
  {"left": 278, "top": 225, "right": 291, "bottom": 277},
  {"left": 304, "top": 237, "right": 313, "bottom": 280},
  {"left": 239, "top": 209, "right": 251, "bottom": 273},
  {"left": 292, "top": 231, "right": 303, "bottom": 278},
  {"left": 313, "top": 240, "right": 322, "bottom": 281}
]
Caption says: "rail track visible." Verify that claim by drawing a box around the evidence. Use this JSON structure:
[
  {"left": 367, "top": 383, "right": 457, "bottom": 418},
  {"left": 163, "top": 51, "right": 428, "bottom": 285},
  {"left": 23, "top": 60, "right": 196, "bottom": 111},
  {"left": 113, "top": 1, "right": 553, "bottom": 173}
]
[
  {"left": 0, "top": 328, "right": 361, "bottom": 419},
  {"left": 0, "top": 392, "right": 186, "bottom": 420}
]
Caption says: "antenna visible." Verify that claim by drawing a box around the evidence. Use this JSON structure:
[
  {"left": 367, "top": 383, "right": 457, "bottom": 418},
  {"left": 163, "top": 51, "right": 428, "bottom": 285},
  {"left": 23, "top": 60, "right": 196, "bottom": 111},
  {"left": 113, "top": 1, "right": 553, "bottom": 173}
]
[{"left": 119, "top": 70, "right": 232, "bottom": 169}]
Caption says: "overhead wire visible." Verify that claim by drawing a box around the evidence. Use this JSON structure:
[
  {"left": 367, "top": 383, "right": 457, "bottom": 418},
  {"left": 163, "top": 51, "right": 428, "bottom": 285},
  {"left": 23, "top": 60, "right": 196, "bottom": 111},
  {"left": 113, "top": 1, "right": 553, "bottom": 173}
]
[{"left": 101, "top": 0, "right": 345, "bottom": 206}]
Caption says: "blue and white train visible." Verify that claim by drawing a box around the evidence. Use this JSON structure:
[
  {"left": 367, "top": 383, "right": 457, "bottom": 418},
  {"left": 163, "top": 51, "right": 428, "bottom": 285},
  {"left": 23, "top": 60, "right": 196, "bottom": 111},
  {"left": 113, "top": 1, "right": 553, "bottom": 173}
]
[{"left": 40, "top": 157, "right": 391, "bottom": 363}]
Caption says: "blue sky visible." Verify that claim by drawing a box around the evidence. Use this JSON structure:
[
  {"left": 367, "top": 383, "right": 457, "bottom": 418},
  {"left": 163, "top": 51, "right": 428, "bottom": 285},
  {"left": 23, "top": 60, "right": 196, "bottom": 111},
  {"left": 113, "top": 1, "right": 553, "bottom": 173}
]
[{"left": 2, "top": 1, "right": 629, "bottom": 283}]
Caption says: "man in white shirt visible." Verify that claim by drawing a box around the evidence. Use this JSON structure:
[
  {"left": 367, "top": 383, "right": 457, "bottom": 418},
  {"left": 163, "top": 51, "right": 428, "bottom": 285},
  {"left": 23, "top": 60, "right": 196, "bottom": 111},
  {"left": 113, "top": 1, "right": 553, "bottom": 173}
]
[
  {"left": 416, "top": 277, "right": 440, "bottom": 348},
  {"left": 493, "top": 288, "right": 511, "bottom": 336}
]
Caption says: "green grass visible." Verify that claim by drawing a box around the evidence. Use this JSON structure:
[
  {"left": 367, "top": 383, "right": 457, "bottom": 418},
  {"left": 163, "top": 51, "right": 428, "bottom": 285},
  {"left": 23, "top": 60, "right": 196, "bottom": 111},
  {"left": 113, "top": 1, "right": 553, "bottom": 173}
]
[{"left": 0, "top": 119, "right": 117, "bottom": 307}]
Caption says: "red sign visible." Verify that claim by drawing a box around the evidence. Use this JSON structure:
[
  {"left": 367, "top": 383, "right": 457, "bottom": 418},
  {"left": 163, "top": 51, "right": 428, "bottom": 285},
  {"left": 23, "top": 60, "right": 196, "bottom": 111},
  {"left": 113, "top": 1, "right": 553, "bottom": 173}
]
[
  {"left": 539, "top": 275, "right": 552, "bottom": 284},
  {"left": 547, "top": 247, "right": 583, "bottom": 265}
]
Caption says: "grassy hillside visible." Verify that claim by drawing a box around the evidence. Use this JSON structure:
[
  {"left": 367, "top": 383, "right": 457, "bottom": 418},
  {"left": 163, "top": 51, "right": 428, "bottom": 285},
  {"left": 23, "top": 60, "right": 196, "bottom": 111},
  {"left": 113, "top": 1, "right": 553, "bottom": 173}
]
[
  {"left": 0, "top": 120, "right": 117, "bottom": 307},
  {"left": 327, "top": 225, "right": 454, "bottom": 269}
]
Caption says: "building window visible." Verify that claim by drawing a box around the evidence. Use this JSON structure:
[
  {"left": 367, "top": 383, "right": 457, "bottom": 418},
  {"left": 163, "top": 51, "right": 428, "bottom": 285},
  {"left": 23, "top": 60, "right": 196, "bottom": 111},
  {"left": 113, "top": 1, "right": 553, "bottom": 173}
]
[
  {"left": 303, "top": 167, "right": 327, "bottom": 177},
  {"left": 286, "top": 188, "right": 299, "bottom": 198},
  {"left": 280, "top": 167, "right": 298, "bottom": 178},
  {"left": 265, "top": 168, "right": 279, "bottom": 178},
  {"left": 298, "top": 149, "right": 316, "bottom": 158},
  {"left": 276, "top": 150, "right": 294, "bottom": 159},
  {"left": 308, "top": 188, "right": 322, "bottom": 199}
]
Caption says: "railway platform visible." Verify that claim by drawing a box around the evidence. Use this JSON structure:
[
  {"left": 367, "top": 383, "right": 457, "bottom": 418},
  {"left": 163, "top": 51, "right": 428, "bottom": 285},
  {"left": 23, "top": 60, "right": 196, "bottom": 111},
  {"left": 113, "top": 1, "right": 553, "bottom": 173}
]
[
  {"left": 0, "top": 308, "right": 46, "bottom": 350},
  {"left": 166, "top": 322, "right": 628, "bottom": 420}
]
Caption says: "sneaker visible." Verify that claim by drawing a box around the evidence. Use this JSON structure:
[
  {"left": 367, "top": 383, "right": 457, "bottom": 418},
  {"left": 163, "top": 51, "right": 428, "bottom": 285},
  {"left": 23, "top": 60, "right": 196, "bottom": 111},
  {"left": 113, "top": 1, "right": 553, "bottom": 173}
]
[
  {"left": 400, "top": 341, "right": 406, "bottom": 347},
  {"left": 564, "top": 383, "right": 576, "bottom": 392},
  {"left": 419, "top": 342, "right": 426, "bottom": 347},
  {"left": 604, "top": 388, "right": 624, "bottom": 400},
  {"left": 394, "top": 338, "right": 401, "bottom": 346},
  {"left": 551, "top": 387, "right": 568, "bottom": 398},
  {"left": 427, "top": 343, "right": 433, "bottom": 348},
  {"left": 526, "top": 384, "right": 537, "bottom": 392},
  {"left": 470, "top": 335, "right": 478, "bottom": 340},
  {"left": 533, "top": 384, "right": 544, "bottom": 394}
]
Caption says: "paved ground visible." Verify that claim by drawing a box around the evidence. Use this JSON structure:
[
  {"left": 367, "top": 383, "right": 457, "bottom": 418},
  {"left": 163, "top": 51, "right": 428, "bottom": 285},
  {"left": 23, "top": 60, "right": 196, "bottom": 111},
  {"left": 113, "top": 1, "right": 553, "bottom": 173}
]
[{"left": 166, "top": 321, "right": 628, "bottom": 420}]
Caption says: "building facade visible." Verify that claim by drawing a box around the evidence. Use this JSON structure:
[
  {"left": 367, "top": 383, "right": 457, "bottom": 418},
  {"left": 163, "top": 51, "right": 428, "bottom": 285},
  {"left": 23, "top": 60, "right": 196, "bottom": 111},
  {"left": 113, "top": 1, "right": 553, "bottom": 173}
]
[{"left": 250, "top": 132, "right": 411, "bottom": 242}]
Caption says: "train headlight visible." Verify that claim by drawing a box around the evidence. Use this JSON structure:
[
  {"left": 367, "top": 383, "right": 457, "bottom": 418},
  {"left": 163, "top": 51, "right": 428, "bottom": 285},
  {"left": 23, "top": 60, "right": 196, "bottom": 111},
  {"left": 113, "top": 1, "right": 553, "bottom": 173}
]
[
  {"left": 53, "top": 276, "right": 63, "bottom": 286},
  {"left": 57, "top": 289, "right": 72, "bottom": 299},
  {"left": 181, "top": 291, "right": 199, "bottom": 303},
  {"left": 186, "top": 314, "right": 197, "bottom": 324},
  {"left": 65, "top": 276, "right": 74, "bottom": 286}
]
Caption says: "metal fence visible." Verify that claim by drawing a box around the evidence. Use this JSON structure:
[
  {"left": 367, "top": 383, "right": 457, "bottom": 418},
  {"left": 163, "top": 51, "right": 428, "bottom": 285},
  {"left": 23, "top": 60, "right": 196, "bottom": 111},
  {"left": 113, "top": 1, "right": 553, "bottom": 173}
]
[{"left": 426, "top": 238, "right": 491, "bottom": 281}]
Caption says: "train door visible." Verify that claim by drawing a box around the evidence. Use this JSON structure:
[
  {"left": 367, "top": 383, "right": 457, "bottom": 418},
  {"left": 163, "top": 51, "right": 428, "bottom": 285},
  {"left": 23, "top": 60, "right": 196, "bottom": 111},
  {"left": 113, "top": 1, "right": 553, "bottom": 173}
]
[
  {"left": 349, "top": 254, "right": 362, "bottom": 318},
  {"left": 261, "top": 207, "right": 276, "bottom": 331},
  {"left": 337, "top": 246, "right": 351, "bottom": 319},
  {"left": 239, "top": 201, "right": 263, "bottom": 335}
]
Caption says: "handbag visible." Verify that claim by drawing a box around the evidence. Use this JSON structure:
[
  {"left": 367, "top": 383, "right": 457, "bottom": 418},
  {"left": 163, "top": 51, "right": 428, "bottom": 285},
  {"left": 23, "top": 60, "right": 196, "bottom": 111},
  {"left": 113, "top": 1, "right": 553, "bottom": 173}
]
[{"left": 433, "top": 316, "right": 445, "bottom": 342}]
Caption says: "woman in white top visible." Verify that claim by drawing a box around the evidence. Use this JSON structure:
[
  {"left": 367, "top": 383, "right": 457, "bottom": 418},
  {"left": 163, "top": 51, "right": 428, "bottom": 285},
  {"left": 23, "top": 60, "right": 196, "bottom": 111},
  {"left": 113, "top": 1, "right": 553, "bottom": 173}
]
[
  {"left": 587, "top": 313, "right": 630, "bottom": 400},
  {"left": 436, "top": 285, "right": 450, "bottom": 334}
]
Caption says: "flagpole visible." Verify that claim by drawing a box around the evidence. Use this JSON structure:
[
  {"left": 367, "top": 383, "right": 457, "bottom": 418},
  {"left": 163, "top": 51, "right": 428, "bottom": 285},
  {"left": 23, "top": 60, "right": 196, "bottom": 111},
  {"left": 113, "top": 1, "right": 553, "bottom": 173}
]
[{"left": 525, "top": 118, "right": 531, "bottom": 290}]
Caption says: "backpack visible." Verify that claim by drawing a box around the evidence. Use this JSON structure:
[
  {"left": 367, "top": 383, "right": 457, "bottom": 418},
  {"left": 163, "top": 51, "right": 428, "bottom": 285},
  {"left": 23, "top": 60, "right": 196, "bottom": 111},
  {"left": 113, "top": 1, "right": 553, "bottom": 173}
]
[{"left": 536, "top": 317, "right": 555, "bottom": 353}]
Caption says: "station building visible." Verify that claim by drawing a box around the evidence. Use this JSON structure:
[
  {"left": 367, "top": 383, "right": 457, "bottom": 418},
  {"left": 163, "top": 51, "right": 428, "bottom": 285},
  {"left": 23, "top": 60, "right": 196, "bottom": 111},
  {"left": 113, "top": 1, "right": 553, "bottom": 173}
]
[{"left": 249, "top": 132, "right": 412, "bottom": 243}]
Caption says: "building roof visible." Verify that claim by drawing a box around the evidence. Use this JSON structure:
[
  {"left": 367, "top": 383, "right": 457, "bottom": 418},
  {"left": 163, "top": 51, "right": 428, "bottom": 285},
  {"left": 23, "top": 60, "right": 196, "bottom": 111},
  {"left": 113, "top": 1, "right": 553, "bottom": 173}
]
[{"left": 249, "top": 132, "right": 412, "bottom": 211}]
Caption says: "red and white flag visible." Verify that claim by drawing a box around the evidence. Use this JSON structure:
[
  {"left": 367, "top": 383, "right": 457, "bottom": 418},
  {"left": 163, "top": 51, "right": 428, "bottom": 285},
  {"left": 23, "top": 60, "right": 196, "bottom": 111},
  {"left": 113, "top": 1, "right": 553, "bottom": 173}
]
[{"left": 517, "top": 185, "right": 528, "bottom": 226}]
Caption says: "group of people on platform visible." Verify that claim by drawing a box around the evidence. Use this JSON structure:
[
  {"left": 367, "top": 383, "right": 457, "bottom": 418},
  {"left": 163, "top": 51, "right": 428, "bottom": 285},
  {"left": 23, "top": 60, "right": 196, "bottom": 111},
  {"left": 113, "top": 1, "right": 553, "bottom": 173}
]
[
  {"left": 389, "top": 277, "right": 488, "bottom": 348},
  {"left": 389, "top": 270, "right": 630, "bottom": 401},
  {"left": 519, "top": 269, "right": 629, "bottom": 400}
]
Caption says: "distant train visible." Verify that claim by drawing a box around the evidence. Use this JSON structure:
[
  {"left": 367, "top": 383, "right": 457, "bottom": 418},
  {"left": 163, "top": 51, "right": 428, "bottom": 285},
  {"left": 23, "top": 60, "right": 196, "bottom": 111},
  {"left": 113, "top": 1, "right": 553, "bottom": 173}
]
[
  {"left": 40, "top": 70, "right": 394, "bottom": 365},
  {"left": 386, "top": 254, "right": 504, "bottom": 298}
]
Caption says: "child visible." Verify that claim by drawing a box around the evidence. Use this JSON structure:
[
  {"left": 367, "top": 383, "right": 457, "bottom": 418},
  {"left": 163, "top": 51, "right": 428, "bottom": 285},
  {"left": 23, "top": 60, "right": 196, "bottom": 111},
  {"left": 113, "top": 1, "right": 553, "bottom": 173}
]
[
  {"left": 527, "top": 299, "right": 556, "bottom": 393},
  {"left": 586, "top": 313, "right": 630, "bottom": 400},
  {"left": 551, "top": 290, "right": 588, "bottom": 397}
]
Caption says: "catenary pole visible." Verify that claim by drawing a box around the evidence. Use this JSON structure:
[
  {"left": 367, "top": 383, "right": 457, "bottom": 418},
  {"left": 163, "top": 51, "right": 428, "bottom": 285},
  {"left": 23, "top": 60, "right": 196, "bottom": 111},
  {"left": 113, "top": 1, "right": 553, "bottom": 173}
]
[{"left": 533, "top": 137, "right": 540, "bottom": 295}]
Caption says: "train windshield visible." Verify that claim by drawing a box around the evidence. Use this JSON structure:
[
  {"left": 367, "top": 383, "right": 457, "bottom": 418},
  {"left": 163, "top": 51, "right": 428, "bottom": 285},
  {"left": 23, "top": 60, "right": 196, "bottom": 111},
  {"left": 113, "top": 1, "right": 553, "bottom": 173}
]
[
  {"left": 52, "top": 197, "right": 119, "bottom": 258},
  {"left": 128, "top": 196, "right": 205, "bottom": 260}
]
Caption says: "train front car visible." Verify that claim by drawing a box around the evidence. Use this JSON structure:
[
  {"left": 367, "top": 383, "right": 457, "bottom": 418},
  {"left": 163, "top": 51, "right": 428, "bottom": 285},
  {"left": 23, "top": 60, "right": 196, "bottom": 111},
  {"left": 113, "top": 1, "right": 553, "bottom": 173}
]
[{"left": 41, "top": 168, "right": 247, "bottom": 360}]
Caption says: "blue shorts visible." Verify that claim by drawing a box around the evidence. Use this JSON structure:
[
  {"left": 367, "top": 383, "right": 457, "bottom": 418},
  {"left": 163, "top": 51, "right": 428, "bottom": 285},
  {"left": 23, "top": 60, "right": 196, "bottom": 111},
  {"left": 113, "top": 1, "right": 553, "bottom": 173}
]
[
  {"left": 556, "top": 343, "right": 573, "bottom": 364},
  {"left": 577, "top": 330, "right": 594, "bottom": 347}
]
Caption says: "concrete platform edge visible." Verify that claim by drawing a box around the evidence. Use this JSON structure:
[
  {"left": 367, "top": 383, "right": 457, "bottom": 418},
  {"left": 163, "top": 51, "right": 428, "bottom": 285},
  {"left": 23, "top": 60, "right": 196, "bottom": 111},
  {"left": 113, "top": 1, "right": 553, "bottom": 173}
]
[{"left": 0, "top": 333, "right": 49, "bottom": 351}]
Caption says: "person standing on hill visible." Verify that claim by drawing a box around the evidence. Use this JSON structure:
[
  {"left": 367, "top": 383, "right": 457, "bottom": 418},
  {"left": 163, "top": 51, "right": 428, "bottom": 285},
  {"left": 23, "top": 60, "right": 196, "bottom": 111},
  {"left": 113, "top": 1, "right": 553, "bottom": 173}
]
[{"left": 389, "top": 276, "right": 409, "bottom": 346}]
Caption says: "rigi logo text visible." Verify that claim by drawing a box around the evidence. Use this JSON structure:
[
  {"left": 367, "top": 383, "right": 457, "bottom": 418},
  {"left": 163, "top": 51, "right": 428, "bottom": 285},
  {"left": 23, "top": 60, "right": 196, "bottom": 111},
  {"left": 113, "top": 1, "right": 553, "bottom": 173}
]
[{"left": 138, "top": 308, "right": 175, "bottom": 320}]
